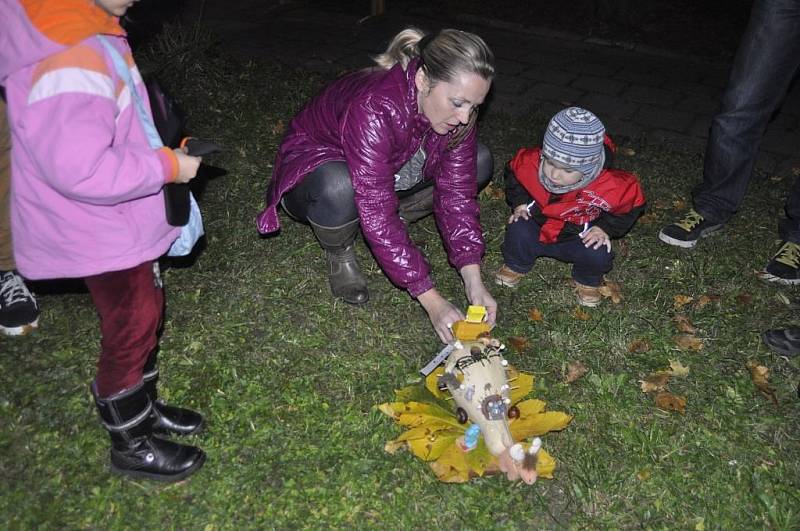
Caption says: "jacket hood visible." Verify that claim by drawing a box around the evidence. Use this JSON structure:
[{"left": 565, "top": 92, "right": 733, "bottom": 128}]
[{"left": 0, "top": 0, "right": 123, "bottom": 84}]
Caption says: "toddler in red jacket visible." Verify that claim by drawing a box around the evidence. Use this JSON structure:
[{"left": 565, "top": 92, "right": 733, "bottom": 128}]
[{"left": 495, "top": 107, "right": 646, "bottom": 306}]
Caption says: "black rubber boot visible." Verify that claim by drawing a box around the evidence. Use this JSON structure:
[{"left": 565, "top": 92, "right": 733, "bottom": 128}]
[
  {"left": 310, "top": 219, "right": 369, "bottom": 305},
  {"left": 142, "top": 353, "right": 205, "bottom": 436},
  {"left": 398, "top": 186, "right": 434, "bottom": 225},
  {"left": 91, "top": 381, "right": 206, "bottom": 482}
]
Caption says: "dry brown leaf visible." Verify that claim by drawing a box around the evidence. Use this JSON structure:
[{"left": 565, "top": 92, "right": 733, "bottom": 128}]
[
  {"left": 673, "top": 314, "right": 697, "bottom": 334},
  {"left": 507, "top": 336, "right": 529, "bottom": 352},
  {"left": 673, "top": 333, "right": 704, "bottom": 351},
  {"left": 672, "top": 199, "right": 687, "bottom": 211},
  {"left": 694, "top": 294, "right": 714, "bottom": 309},
  {"left": 769, "top": 175, "right": 784, "bottom": 182},
  {"left": 673, "top": 295, "right": 694, "bottom": 311},
  {"left": 637, "top": 212, "right": 658, "bottom": 225},
  {"left": 628, "top": 339, "right": 651, "bottom": 353},
  {"left": 482, "top": 182, "right": 505, "bottom": 200},
  {"left": 668, "top": 359, "right": 690, "bottom": 378},
  {"left": 746, "top": 360, "right": 778, "bottom": 405},
  {"left": 655, "top": 392, "right": 686, "bottom": 414},
  {"left": 620, "top": 147, "right": 636, "bottom": 157},
  {"left": 528, "top": 308, "right": 544, "bottom": 322},
  {"left": 639, "top": 371, "right": 671, "bottom": 393},
  {"left": 735, "top": 293, "right": 753, "bottom": 305},
  {"left": 573, "top": 307, "right": 591, "bottom": 321},
  {"left": 598, "top": 280, "right": 623, "bottom": 304},
  {"left": 270, "top": 119, "right": 285, "bottom": 135},
  {"left": 564, "top": 361, "right": 588, "bottom": 384},
  {"left": 653, "top": 198, "right": 670, "bottom": 210}
]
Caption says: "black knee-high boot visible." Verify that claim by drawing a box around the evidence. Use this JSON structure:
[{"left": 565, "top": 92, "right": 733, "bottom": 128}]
[
  {"left": 398, "top": 186, "right": 434, "bottom": 225},
  {"left": 91, "top": 381, "right": 206, "bottom": 482},
  {"left": 309, "top": 219, "right": 369, "bottom": 305},
  {"left": 142, "top": 352, "right": 204, "bottom": 436}
]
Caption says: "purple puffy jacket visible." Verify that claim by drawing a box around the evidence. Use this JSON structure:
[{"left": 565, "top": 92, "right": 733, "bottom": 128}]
[{"left": 256, "top": 58, "right": 485, "bottom": 297}]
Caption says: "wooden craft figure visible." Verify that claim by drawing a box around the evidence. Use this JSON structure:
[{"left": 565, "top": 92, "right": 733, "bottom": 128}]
[{"left": 438, "top": 310, "right": 541, "bottom": 483}]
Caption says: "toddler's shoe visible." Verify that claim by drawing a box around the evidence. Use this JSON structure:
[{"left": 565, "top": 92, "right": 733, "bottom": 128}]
[
  {"left": 494, "top": 264, "right": 526, "bottom": 288},
  {"left": 658, "top": 209, "right": 723, "bottom": 248},
  {"left": 760, "top": 241, "right": 800, "bottom": 285},
  {"left": 573, "top": 281, "right": 602, "bottom": 308}
]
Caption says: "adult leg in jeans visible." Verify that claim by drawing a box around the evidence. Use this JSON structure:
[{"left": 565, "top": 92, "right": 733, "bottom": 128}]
[
  {"left": 281, "top": 161, "right": 368, "bottom": 305},
  {"left": 693, "top": 0, "right": 800, "bottom": 224}
]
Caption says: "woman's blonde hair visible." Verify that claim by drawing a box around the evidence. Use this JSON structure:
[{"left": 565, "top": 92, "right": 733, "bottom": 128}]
[{"left": 373, "top": 27, "right": 495, "bottom": 147}]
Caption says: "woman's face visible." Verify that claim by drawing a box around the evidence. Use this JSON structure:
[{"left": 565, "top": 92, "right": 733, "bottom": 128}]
[
  {"left": 416, "top": 69, "right": 491, "bottom": 135},
  {"left": 542, "top": 157, "right": 583, "bottom": 187},
  {"left": 94, "top": 0, "right": 138, "bottom": 17}
]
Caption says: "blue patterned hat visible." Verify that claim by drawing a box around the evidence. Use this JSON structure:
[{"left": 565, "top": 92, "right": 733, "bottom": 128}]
[{"left": 540, "top": 107, "right": 605, "bottom": 193}]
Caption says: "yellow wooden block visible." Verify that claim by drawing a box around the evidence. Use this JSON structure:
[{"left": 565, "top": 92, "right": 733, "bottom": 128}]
[
  {"left": 452, "top": 320, "right": 491, "bottom": 341},
  {"left": 465, "top": 305, "right": 487, "bottom": 323}
]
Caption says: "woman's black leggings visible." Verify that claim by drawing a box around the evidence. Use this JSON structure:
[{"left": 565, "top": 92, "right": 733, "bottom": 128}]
[{"left": 282, "top": 142, "right": 493, "bottom": 227}]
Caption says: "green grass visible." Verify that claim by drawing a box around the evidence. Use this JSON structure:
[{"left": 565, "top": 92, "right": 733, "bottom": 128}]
[{"left": 2, "top": 36, "right": 799, "bottom": 529}]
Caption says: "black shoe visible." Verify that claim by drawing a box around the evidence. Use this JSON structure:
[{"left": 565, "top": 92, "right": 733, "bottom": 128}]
[
  {"left": 142, "top": 365, "right": 205, "bottom": 436},
  {"left": 658, "top": 209, "right": 723, "bottom": 249},
  {"left": 92, "top": 382, "right": 205, "bottom": 482},
  {"left": 762, "top": 327, "right": 800, "bottom": 357},
  {"left": 760, "top": 241, "right": 800, "bottom": 285},
  {"left": 0, "top": 270, "right": 39, "bottom": 336}
]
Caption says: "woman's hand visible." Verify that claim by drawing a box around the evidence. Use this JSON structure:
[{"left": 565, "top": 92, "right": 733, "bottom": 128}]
[
  {"left": 418, "top": 289, "right": 465, "bottom": 344},
  {"left": 581, "top": 226, "right": 611, "bottom": 252},
  {"left": 460, "top": 264, "right": 497, "bottom": 327},
  {"left": 508, "top": 204, "right": 530, "bottom": 224},
  {"left": 173, "top": 147, "right": 202, "bottom": 184}
]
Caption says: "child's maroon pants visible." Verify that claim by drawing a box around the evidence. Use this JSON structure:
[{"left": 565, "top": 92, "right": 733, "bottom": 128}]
[{"left": 85, "top": 261, "right": 163, "bottom": 398}]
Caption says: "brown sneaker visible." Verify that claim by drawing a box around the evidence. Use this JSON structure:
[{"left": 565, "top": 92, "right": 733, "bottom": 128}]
[
  {"left": 495, "top": 264, "right": 526, "bottom": 288},
  {"left": 574, "top": 281, "right": 602, "bottom": 307}
]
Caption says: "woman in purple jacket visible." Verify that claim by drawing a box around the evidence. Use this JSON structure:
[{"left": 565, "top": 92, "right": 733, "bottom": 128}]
[{"left": 257, "top": 27, "right": 497, "bottom": 343}]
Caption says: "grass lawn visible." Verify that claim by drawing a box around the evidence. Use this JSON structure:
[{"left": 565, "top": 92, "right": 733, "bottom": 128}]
[{"left": 2, "top": 28, "right": 799, "bottom": 529}]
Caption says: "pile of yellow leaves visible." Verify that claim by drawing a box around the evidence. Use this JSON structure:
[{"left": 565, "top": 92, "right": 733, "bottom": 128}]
[{"left": 377, "top": 366, "right": 572, "bottom": 483}]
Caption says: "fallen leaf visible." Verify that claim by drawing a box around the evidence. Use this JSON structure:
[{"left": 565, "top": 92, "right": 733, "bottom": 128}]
[
  {"left": 528, "top": 308, "right": 544, "bottom": 322},
  {"left": 653, "top": 198, "right": 670, "bottom": 210},
  {"left": 573, "top": 307, "right": 591, "bottom": 321},
  {"left": 673, "top": 314, "right": 697, "bottom": 334},
  {"left": 508, "top": 336, "right": 529, "bottom": 352},
  {"left": 673, "top": 295, "right": 694, "bottom": 311},
  {"left": 598, "top": 279, "right": 623, "bottom": 304},
  {"left": 735, "top": 293, "right": 752, "bottom": 305},
  {"left": 769, "top": 175, "right": 784, "bottom": 182},
  {"left": 672, "top": 199, "right": 687, "bottom": 211},
  {"left": 481, "top": 182, "right": 505, "bottom": 200},
  {"left": 628, "top": 339, "right": 651, "bottom": 353},
  {"left": 694, "top": 294, "right": 714, "bottom": 309},
  {"left": 270, "top": 119, "right": 285, "bottom": 135},
  {"left": 620, "top": 147, "right": 636, "bottom": 157},
  {"left": 673, "top": 334, "right": 704, "bottom": 351},
  {"left": 640, "top": 371, "right": 671, "bottom": 393},
  {"left": 564, "top": 361, "right": 588, "bottom": 384},
  {"left": 637, "top": 468, "right": 651, "bottom": 481},
  {"left": 668, "top": 359, "right": 690, "bottom": 378},
  {"left": 746, "top": 360, "right": 778, "bottom": 405},
  {"left": 655, "top": 392, "right": 686, "bottom": 414},
  {"left": 637, "top": 212, "right": 658, "bottom": 225}
]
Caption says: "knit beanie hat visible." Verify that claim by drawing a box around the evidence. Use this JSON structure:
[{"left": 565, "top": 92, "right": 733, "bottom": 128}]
[{"left": 540, "top": 107, "right": 606, "bottom": 193}]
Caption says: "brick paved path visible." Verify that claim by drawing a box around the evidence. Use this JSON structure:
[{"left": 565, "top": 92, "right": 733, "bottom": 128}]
[{"left": 183, "top": 1, "right": 799, "bottom": 174}]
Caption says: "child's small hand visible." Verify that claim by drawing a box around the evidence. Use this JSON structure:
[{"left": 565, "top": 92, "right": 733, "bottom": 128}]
[
  {"left": 508, "top": 204, "right": 531, "bottom": 224},
  {"left": 173, "top": 147, "right": 202, "bottom": 184},
  {"left": 581, "top": 226, "right": 611, "bottom": 253}
]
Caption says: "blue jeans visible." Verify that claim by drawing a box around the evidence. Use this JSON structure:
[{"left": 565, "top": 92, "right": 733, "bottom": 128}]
[
  {"left": 693, "top": 0, "right": 800, "bottom": 242},
  {"left": 501, "top": 217, "right": 613, "bottom": 287}
]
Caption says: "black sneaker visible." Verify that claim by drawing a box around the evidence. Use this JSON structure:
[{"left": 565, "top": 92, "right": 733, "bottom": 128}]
[
  {"left": 760, "top": 241, "right": 800, "bottom": 284},
  {"left": 0, "top": 270, "right": 39, "bottom": 336},
  {"left": 762, "top": 327, "right": 800, "bottom": 357},
  {"left": 658, "top": 209, "right": 724, "bottom": 248}
]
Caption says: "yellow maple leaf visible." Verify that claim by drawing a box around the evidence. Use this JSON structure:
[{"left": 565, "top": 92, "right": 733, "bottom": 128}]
[{"left": 510, "top": 410, "right": 573, "bottom": 440}]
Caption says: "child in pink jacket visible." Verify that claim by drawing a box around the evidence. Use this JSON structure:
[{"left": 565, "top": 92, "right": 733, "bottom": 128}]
[{"left": 0, "top": 0, "right": 205, "bottom": 481}]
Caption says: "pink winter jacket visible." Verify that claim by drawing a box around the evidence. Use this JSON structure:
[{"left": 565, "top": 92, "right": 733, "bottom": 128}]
[{"left": 0, "top": 0, "right": 179, "bottom": 279}]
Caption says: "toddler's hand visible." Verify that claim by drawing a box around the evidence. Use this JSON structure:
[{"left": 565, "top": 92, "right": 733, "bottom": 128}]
[
  {"left": 581, "top": 226, "right": 611, "bottom": 252},
  {"left": 173, "top": 148, "right": 202, "bottom": 184},
  {"left": 508, "top": 204, "right": 530, "bottom": 224}
]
